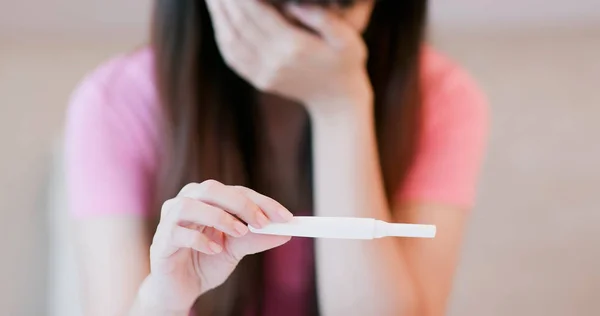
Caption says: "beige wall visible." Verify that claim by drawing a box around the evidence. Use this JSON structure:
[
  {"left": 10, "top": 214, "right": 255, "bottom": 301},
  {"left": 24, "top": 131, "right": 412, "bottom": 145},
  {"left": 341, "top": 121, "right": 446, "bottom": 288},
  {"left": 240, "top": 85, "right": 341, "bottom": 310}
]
[
  {"left": 1, "top": 1, "right": 599, "bottom": 315},
  {"left": 0, "top": 0, "right": 150, "bottom": 41},
  {"left": 430, "top": 0, "right": 600, "bottom": 30},
  {"left": 435, "top": 30, "right": 600, "bottom": 315}
]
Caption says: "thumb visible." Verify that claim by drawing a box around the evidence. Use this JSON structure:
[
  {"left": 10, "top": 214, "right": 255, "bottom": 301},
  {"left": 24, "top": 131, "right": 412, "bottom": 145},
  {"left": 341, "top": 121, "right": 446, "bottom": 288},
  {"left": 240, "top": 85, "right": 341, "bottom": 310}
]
[{"left": 226, "top": 232, "right": 291, "bottom": 260}]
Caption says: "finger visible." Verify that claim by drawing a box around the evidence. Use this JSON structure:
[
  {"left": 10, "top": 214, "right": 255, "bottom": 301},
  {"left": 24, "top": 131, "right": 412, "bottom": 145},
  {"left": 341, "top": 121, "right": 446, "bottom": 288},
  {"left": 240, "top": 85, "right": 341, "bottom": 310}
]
[
  {"left": 226, "top": 232, "right": 292, "bottom": 262},
  {"left": 205, "top": 0, "right": 235, "bottom": 47},
  {"left": 203, "top": 227, "right": 226, "bottom": 246},
  {"left": 165, "top": 197, "right": 249, "bottom": 237},
  {"left": 237, "top": 0, "right": 291, "bottom": 36},
  {"left": 205, "top": 0, "right": 257, "bottom": 79},
  {"left": 170, "top": 226, "right": 224, "bottom": 255},
  {"left": 178, "top": 181, "right": 270, "bottom": 228},
  {"left": 221, "top": 0, "right": 262, "bottom": 44},
  {"left": 285, "top": 4, "right": 356, "bottom": 48},
  {"left": 234, "top": 186, "right": 293, "bottom": 222}
]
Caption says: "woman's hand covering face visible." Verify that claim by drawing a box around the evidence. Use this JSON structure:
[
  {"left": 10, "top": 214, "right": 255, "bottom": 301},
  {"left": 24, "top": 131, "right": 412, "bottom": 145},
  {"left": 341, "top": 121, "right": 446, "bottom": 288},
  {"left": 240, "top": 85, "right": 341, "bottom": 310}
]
[{"left": 204, "top": 0, "right": 374, "bottom": 114}]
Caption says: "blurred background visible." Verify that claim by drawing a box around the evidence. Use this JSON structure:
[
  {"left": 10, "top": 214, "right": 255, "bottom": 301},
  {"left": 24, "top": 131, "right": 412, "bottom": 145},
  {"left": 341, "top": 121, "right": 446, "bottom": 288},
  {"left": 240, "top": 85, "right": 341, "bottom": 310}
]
[{"left": 1, "top": 0, "right": 599, "bottom": 315}]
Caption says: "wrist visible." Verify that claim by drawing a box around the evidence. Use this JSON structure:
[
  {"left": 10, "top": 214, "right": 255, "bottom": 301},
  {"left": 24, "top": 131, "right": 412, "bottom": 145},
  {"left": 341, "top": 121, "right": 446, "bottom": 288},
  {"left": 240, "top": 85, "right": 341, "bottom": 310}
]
[
  {"left": 309, "top": 96, "right": 374, "bottom": 135},
  {"left": 305, "top": 72, "right": 374, "bottom": 120},
  {"left": 136, "top": 275, "right": 194, "bottom": 315}
]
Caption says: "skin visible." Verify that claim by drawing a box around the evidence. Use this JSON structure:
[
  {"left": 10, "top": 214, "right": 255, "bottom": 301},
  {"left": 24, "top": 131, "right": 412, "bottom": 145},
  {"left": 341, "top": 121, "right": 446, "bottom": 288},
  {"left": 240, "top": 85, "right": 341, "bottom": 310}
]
[{"left": 75, "top": 1, "right": 469, "bottom": 315}]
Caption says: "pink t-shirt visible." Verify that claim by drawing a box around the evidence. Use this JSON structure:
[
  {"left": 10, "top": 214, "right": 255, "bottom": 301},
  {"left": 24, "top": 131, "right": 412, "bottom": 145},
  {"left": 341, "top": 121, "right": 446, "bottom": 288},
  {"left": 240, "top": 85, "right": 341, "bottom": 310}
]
[{"left": 65, "top": 46, "right": 488, "bottom": 315}]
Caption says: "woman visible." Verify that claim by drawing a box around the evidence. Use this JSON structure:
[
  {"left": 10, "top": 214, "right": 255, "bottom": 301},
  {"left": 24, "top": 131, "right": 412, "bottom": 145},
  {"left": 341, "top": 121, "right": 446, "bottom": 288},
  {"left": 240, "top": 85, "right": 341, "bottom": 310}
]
[{"left": 66, "top": 0, "right": 488, "bottom": 315}]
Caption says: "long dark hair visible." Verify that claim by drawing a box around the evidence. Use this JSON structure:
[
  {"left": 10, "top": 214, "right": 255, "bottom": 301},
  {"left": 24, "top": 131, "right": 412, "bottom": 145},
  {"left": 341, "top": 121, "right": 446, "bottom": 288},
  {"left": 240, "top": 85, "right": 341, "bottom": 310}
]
[{"left": 150, "top": 0, "right": 427, "bottom": 314}]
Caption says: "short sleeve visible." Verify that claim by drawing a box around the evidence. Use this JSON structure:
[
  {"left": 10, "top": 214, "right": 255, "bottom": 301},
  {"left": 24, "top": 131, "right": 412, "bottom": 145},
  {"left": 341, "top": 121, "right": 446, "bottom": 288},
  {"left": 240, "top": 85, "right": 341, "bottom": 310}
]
[
  {"left": 64, "top": 59, "right": 157, "bottom": 218},
  {"left": 397, "top": 59, "right": 489, "bottom": 209}
]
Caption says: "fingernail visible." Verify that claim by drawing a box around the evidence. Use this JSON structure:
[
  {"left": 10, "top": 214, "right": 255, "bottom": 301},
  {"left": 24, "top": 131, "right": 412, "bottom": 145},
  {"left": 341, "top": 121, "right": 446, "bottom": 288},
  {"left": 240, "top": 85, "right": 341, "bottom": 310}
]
[
  {"left": 209, "top": 242, "right": 223, "bottom": 254},
  {"left": 278, "top": 208, "right": 294, "bottom": 221},
  {"left": 256, "top": 212, "right": 270, "bottom": 228},
  {"left": 233, "top": 221, "right": 249, "bottom": 237}
]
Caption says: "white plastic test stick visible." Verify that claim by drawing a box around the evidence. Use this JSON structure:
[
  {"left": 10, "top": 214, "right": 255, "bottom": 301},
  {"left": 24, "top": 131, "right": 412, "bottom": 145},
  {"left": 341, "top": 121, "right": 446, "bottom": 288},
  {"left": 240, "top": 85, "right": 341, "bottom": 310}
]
[{"left": 248, "top": 216, "right": 436, "bottom": 239}]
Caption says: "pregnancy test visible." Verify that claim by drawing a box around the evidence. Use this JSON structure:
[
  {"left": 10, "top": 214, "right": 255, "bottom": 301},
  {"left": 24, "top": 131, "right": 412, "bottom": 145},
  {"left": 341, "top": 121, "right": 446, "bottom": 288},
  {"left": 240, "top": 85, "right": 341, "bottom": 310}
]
[{"left": 249, "top": 216, "right": 436, "bottom": 239}]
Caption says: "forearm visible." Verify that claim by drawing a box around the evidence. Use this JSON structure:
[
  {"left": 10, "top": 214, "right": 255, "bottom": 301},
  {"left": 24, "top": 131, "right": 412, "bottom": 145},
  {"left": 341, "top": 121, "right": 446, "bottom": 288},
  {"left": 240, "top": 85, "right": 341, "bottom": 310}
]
[{"left": 310, "top": 97, "right": 416, "bottom": 316}]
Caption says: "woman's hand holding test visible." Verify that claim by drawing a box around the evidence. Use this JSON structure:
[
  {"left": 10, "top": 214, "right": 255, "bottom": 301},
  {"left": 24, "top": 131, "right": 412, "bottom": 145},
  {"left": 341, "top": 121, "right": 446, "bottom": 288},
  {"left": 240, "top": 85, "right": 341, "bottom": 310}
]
[{"left": 136, "top": 181, "right": 292, "bottom": 313}]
